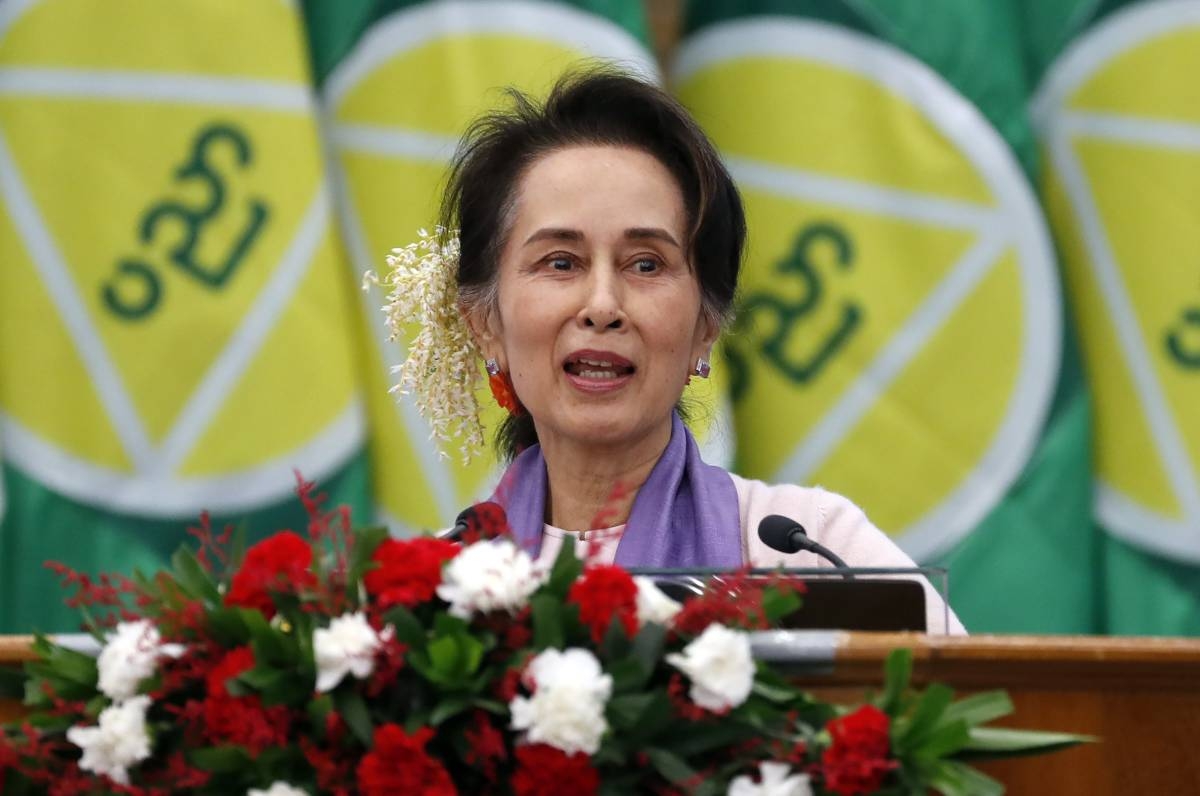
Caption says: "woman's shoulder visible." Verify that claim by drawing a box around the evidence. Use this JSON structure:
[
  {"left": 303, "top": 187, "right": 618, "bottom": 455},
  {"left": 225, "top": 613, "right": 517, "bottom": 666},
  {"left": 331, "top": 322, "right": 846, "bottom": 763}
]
[
  {"left": 729, "top": 474, "right": 867, "bottom": 541},
  {"left": 729, "top": 473, "right": 913, "bottom": 568}
]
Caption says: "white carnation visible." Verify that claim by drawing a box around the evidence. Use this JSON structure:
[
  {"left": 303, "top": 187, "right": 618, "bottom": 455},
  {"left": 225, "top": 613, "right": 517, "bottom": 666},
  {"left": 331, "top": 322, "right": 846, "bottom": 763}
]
[
  {"left": 314, "top": 612, "right": 383, "bottom": 693},
  {"left": 666, "top": 623, "right": 755, "bottom": 712},
  {"left": 728, "top": 762, "right": 813, "bottom": 796},
  {"left": 634, "top": 577, "right": 682, "bottom": 627},
  {"left": 437, "top": 539, "right": 544, "bottom": 619},
  {"left": 249, "top": 783, "right": 310, "bottom": 796},
  {"left": 510, "top": 647, "right": 612, "bottom": 755},
  {"left": 96, "top": 620, "right": 185, "bottom": 701},
  {"left": 66, "top": 695, "right": 153, "bottom": 785}
]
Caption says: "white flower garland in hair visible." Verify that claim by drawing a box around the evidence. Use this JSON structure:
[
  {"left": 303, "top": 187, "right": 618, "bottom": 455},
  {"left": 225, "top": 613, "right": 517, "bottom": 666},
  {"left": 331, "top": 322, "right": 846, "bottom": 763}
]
[{"left": 364, "top": 228, "right": 485, "bottom": 462}]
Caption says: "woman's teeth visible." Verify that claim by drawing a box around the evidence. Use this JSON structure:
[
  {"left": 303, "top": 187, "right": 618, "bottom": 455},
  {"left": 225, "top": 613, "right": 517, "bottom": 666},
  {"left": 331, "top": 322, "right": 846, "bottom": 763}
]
[{"left": 568, "top": 357, "right": 631, "bottom": 379}]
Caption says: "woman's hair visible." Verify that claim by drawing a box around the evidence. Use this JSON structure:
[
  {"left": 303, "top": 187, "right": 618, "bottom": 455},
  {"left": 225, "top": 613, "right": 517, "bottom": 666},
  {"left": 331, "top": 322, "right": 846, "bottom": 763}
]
[{"left": 440, "top": 66, "right": 746, "bottom": 461}]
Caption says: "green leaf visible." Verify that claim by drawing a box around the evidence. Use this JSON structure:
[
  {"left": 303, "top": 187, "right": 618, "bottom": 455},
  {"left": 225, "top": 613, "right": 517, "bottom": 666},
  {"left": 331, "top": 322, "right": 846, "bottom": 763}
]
[
  {"left": 383, "top": 605, "right": 427, "bottom": 650},
  {"left": 895, "top": 683, "right": 954, "bottom": 753},
  {"left": 607, "top": 692, "right": 660, "bottom": 730},
  {"left": 915, "top": 719, "right": 971, "bottom": 760},
  {"left": 429, "top": 694, "right": 475, "bottom": 726},
  {"left": 881, "top": 648, "right": 912, "bottom": 714},
  {"left": 958, "top": 726, "right": 1095, "bottom": 760},
  {"left": 926, "top": 760, "right": 1004, "bottom": 796},
  {"left": 751, "top": 678, "right": 800, "bottom": 703},
  {"left": 941, "top": 691, "right": 1013, "bottom": 728},
  {"left": 334, "top": 689, "right": 375, "bottom": 746},
  {"left": 645, "top": 747, "right": 697, "bottom": 784},
  {"left": 229, "top": 523, "right": 248, "bottom": 573},
  {"left": 189, "top": 745, "right": 254, "bottom": 773},
  {"left": 546, "top": 536, "right": 584, "bottom": 597},
  {"left": 347, "top": 526, "right": 391, "bottom": 601},
  {"left": 307, "top": 694, "right": 333, "bottom": 737},
  {"left": 30, "top": 636, "right": 98, "bottom": 687},
  {"left": 413, "top": 630, "right": 485, "bottom": 688},
  {"left": 530, "top": 595, "right": 565, "bottom": 650},
  {"left": 171, "top": 547, "right": 221, "bottom": 605},
  {"left": 242, "top": 610, "right": 290, "bottom": 664},
  {"left": 666, "top": 721, "right": 756, "bottom": 757},
  {"left": 761, "top": 585, "right": 802, "bottom": 624},
  {"left": 631, "top": 622, "right": 666, "bottom": 676},
  {"left": 205, "top": 607, "right": 251, "bottom": 646},
  {"left": 432, "top": 612, "right": 471, "bottom": 637}
]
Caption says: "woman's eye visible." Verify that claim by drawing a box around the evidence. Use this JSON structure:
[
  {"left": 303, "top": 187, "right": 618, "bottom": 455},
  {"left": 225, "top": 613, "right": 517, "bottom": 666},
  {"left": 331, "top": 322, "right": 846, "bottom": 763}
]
[
  {"left": 633, "top": 257, "right": 659, "bottom": 273},
  {"left": 548, "top": 256, "right": 573, "bottom": 271}
]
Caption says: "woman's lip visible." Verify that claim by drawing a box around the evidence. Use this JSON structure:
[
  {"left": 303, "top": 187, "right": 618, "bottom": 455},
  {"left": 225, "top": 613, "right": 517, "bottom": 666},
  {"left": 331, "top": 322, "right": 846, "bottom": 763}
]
[
  {"left": 563, "top": 349, "right": 634, "bottom": 369},
  {"left": 564, "top": 370, "right": 633, "bottom": 394}
]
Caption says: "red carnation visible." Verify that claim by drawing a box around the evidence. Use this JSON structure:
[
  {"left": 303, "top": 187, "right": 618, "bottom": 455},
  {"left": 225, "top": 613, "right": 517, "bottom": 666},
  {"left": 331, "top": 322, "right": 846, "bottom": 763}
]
[
  {"left": 511, "top": 744, "right": 598, "bottom": 796},
  {"left": 202, "top": 646, "right": 291, "bottom": 753},
  {"left": 357, "top": 724, "right": 455, "bottom": 796},
  {"left": 820, "top": 705, "right": 898, "bottom": 795},
  {"left": 225, "top": 531, "right": 317, "bottom": 616},
  {"left": 567, "top": 565, "right": 638, "bottom": 643},
  {"left": 365, "top": 537, "right": 458, "bottom": 611}
]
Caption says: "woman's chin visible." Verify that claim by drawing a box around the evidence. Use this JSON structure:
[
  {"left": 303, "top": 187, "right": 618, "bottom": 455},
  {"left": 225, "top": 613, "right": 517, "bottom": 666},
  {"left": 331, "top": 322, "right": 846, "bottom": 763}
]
[{"left": 536, "top": 401, "right": 672, "bottom": 452}]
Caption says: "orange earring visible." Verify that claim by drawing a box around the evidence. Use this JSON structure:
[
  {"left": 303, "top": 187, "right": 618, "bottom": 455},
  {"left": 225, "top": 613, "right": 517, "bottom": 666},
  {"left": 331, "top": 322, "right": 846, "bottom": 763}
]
[{"left": 486, "top": 359, "right": 523, "bottom": 416}]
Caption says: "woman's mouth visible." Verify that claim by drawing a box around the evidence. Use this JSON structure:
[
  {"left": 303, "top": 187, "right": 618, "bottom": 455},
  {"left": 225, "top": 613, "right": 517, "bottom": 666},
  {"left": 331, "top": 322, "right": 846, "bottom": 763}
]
[{"left": 563, "top": 351, "right": 635, "bottom": 391}]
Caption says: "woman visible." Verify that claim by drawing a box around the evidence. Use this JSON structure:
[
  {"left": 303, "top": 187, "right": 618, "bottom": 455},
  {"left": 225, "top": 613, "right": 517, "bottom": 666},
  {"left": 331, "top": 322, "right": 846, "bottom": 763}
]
[{"left": 382, "top": 68, "right": 964, "bottom": 634}]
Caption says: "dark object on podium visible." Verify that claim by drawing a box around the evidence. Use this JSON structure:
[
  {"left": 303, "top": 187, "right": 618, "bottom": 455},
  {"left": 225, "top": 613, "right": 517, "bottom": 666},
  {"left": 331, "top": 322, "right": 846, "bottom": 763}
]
[
  {"left": 777, "top": 579, "right": 925, "bottom": 632},
  {"left": 634, "top": 571, "right": 928, "bottom": 632}
]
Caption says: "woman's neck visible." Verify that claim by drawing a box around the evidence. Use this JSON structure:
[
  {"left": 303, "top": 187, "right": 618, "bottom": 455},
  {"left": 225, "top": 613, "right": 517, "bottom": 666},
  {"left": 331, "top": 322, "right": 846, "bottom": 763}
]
[{"left": 537, "top": 420, "right": 672, "bottom": 531}]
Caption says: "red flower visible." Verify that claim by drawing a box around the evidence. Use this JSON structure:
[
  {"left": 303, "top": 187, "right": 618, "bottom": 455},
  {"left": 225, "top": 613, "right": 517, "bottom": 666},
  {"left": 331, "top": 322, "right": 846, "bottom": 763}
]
[
  {"left": 202, "top": 647, "right": 291, "bottom": 753},
  {"left": 366, "top": 631, "right": 408, "bottom": 698},
  {"left": 224, "top": 531, "right": 316, "bottom": 616},
  {"left": 511, "top": 744, "right": 598, "bottom": 796},
  {"left": 365, "top": 537, "right": 458, "bottom": 611},
  {"left": 567, "top": 565, "right": 638, "bottom": 644},
  {"left": 671, "top": 571, "right": 802, "bottom": 637},
  {"left": 463, "top": 711, "right": 508, "bottom": 783},
  {"left": 820, "top": 705, "right": 897, "bottom": 795},
  {"left": 357, "top": 724, "right": 455, "bottom": 796}
]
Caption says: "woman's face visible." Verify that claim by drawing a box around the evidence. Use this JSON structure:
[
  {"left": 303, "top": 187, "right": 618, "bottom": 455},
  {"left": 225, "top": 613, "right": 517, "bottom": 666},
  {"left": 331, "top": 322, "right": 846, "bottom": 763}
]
[{"left": 478, "top": 144, "right": 716, "bottom": 453}]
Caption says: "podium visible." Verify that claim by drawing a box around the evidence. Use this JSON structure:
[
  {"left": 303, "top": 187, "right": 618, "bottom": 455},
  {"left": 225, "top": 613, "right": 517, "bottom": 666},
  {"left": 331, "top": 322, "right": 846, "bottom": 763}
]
[
  {"left": 5, "top": 632, "right": 1200, "bottom": 793},
  {"left": 791, "top": 632, "right": 1200, "bottom": 794}
]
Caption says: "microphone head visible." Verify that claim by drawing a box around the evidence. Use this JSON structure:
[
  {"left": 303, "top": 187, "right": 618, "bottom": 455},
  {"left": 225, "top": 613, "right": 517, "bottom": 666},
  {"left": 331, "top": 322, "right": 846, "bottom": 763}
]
[
  {"left": 450, "top": 501, "right": 511, "bottom": 542},
  {"left": 757, "top": 514, "right": 807, "bottom": 554}
]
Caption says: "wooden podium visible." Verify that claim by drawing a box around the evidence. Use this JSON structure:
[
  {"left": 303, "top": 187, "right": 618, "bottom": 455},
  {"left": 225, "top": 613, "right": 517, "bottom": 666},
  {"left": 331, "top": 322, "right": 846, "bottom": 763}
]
[{"left": 4, "top": 633, "right": 1200, "bottom": 794}]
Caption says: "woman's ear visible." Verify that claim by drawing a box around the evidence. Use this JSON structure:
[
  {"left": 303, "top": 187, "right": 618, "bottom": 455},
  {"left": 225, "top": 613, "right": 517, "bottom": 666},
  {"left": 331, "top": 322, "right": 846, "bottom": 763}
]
[
  {"left": 694, "top": 310, "right": 721, "bottom": 361},
  {"left": 461, "top": 300, "right": 503, "bottom": 364}
]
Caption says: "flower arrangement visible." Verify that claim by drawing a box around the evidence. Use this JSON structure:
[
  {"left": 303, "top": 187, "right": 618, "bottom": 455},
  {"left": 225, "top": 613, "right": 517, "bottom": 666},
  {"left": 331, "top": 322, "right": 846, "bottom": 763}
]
[{"left": 1, "top": 480, "right": 1081, "bottom": 795}]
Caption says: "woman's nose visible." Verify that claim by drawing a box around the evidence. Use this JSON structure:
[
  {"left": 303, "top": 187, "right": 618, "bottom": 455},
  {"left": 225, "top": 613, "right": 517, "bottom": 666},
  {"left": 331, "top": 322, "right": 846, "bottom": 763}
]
[{"left": 578, "top": 268, "right": 625, "bottom": 330}]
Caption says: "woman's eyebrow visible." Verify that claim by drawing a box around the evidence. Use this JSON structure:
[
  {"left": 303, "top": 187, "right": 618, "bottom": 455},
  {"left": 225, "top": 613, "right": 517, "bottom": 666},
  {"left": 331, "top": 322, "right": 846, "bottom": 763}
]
[
  {"left": 523, "top": 227, "right": 584, "bottom": 246},
  {"left": 625, "top": 227, "right": 680, "bottom": 248}
]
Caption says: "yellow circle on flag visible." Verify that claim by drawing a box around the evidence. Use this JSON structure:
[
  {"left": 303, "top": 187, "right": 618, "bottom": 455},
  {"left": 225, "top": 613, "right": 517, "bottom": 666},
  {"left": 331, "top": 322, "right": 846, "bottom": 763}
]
[
  {"left": 1034, "top": 0, "right": 1200, "bottom": 563},
  {"left": 325, "top": 1, "right": 701, "bottom": 534},
  {"left": 674, "top": 19, "right": 1061, "bottom": 560},
  {"left": 0, "top": 0, "right": 364, "bottom": 515}
]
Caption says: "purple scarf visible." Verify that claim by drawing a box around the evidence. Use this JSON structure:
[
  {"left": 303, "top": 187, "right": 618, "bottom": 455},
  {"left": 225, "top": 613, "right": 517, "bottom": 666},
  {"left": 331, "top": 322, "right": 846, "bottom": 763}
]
[{"left": 491, "top": 412, "right": 743, "bottom": 567}]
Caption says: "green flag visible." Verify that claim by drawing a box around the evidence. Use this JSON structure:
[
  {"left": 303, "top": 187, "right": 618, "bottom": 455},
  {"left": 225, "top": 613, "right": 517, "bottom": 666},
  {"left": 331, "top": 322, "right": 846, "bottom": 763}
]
[
  {"left": 1029, "top": 0, "right": 1200, "bottom": 635},
  {"left": 303, "top": 0, "right": 671, "bottom": 535},
  {"left": 675, "top": 0, "right": 1098, "bottom": 633},
  {"left": 0, "top": 0, "right": 371, "bottom": 632}
]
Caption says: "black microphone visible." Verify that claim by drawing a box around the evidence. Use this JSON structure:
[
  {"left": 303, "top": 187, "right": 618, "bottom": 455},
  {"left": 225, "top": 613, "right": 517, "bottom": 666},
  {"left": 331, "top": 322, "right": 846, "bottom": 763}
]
[
  {"left": 437, "top": 507, "right": 473, "bottom": 542},
  {"left": 757, "top": 514, "right": 854, "bottom": 579}
]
